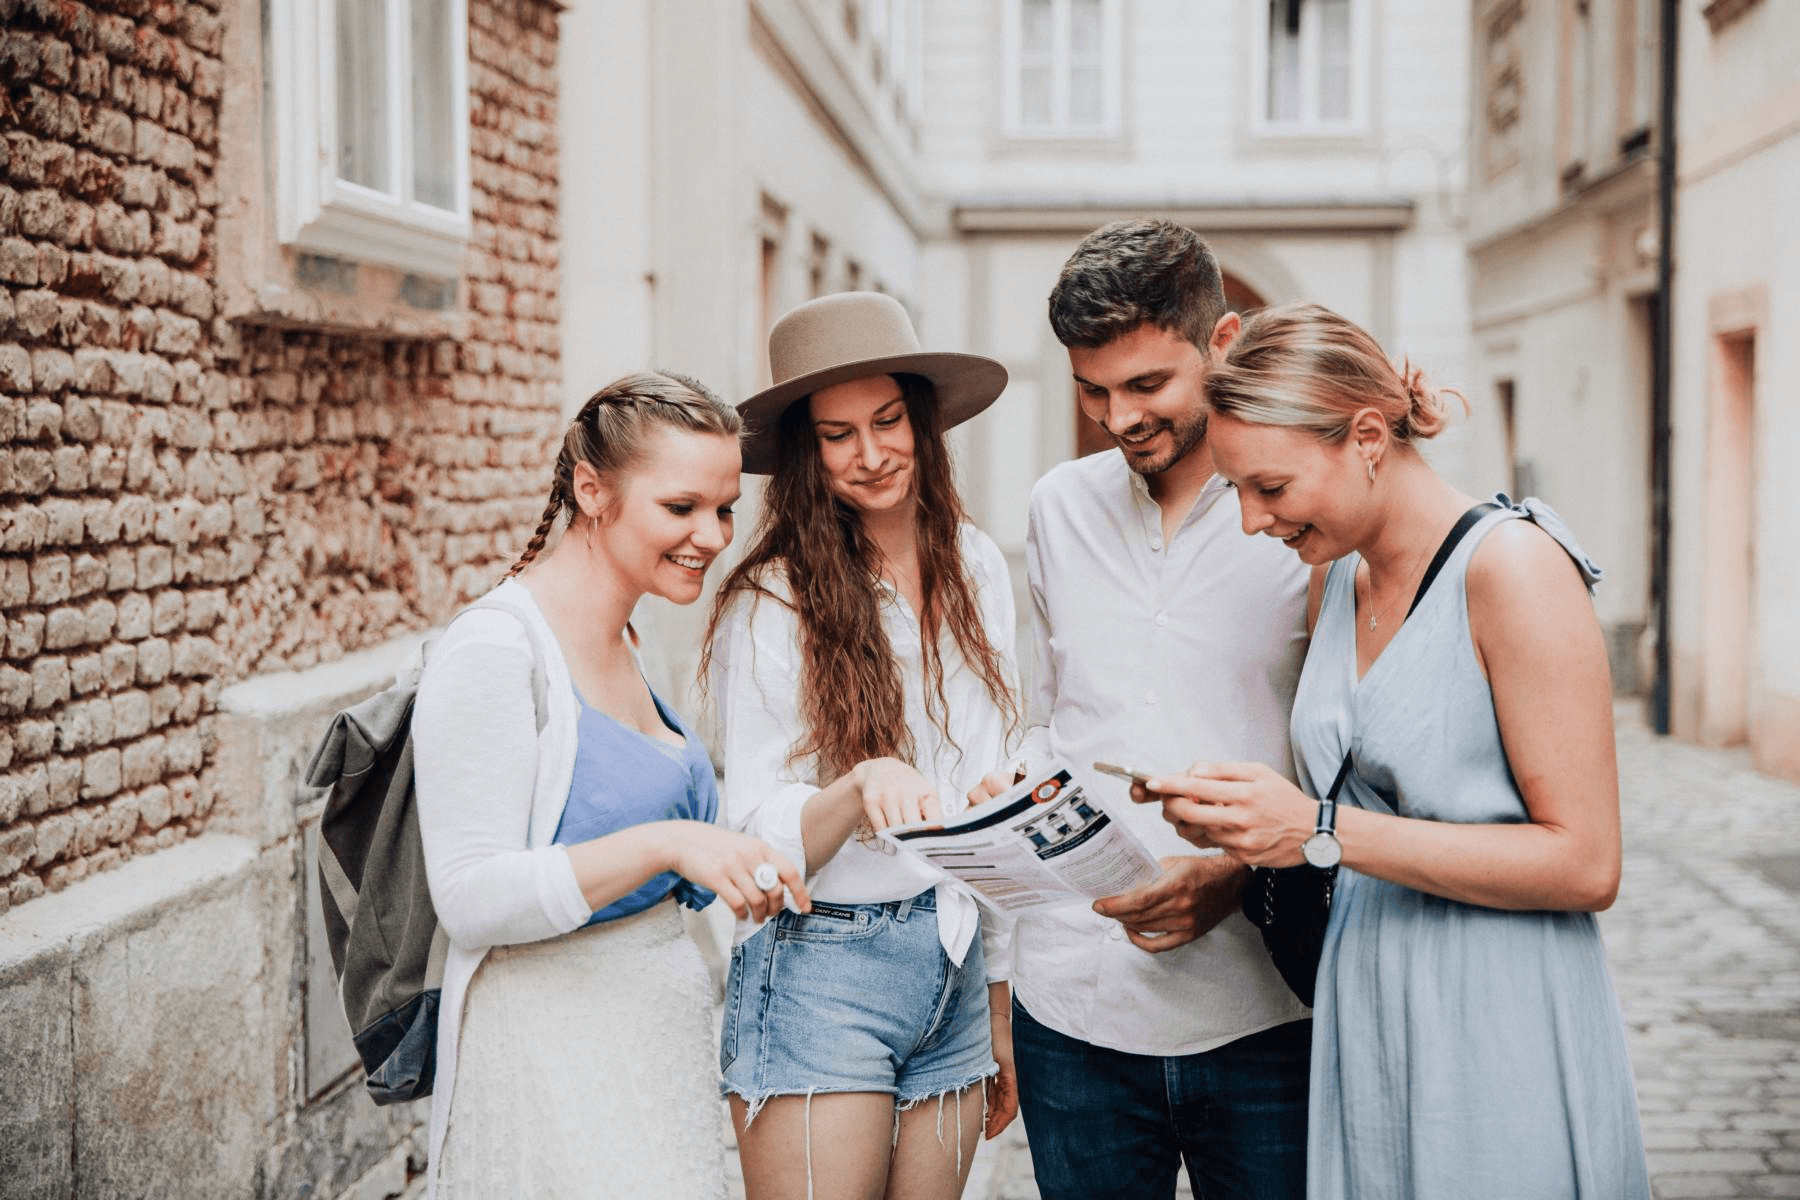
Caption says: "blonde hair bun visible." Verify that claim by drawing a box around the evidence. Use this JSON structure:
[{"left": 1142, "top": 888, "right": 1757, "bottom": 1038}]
[{"left": 1205, "top": 302, "right": 1468, "bottom": 444}]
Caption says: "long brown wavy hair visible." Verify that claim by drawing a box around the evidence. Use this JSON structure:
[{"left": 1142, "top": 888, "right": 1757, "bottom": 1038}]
[{"left": 701, "top": 373, "right": 1018, "bottom": 785}]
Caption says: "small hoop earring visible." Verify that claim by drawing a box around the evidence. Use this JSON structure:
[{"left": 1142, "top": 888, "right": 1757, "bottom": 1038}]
[{"left": 1367, "top": 460, "right": 1377, "bottom": 483}]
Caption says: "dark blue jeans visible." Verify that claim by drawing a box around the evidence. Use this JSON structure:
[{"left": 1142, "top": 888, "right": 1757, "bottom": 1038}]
[{"left": 1012, "top": 999, "right": 1310, "bottom": 1200}]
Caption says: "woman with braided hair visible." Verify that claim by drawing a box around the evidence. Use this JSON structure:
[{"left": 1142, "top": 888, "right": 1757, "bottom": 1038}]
[{"left": 412, "top": 372, "right": 811, "bottom": 1199}]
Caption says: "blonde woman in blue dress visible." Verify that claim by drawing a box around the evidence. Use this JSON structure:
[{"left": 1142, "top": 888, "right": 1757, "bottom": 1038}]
[{"left": 1137, "top": 304, "right": 1650, "bottom": 1199}]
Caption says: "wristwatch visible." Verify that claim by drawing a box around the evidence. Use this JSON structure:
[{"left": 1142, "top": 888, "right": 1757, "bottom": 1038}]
[{"left": 1301, "top": 793, "right": 1342, "bottom": 869}]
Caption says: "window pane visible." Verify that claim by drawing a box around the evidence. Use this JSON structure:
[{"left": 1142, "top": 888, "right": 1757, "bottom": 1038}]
[
  {"left": 1021, "top": 0, "right": 1054, "bottom": 57},
  {"left": 1319, "top": 0, "right": 1352, "bottom": 120},
  {"left": 1069, "top": 0, "right": 1103, "bottom": 58},
  {"left": 337, "top": 0, "right": 391, "bottom": 191},
  {"left": 1266, "top": 0, "right": 1301, "bottom": 123},
  {"left": 1020, "top": 65, "right": 1054, "bottom": 126},
  {"left": 412, "top": 0, "right": 456, "bottom": 209},
  {"left": 1070, "top": 66, "right": 1103, "bottom": 127}
]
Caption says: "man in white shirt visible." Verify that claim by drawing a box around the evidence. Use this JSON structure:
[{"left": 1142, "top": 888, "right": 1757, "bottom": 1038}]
[{"left": 976, "top": 220, "right": 1312, "bottom": 1198}]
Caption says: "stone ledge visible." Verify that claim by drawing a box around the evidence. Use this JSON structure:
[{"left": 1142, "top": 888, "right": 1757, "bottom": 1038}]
[
  {"left": 0, "top": 831, "right": 257, "bottom": 971},
  {"left": 0, "top": 833, "right": 295, "bottom": 1197},
  {"left": 219, "top": 630, "right": 431, "bottom": 723},
  {"left": 211, "top": 632, "right": 434, "bottom": 850}
]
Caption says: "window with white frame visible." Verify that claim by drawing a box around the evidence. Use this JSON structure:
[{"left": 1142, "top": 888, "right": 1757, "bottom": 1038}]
[
  {"left": 1002, "top": 0, "right": 1123, "bottom": 138},
  {"left": 1256, "top": 0, "right": 1367, "bottom": 134},
  {"left": 271, "top": 0, "right": 471, "bottom": 278}
]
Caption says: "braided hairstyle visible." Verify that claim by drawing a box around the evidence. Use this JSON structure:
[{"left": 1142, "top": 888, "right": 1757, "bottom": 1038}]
[{"left": 505, "top": 371, "right": 741, "bottom": 579}]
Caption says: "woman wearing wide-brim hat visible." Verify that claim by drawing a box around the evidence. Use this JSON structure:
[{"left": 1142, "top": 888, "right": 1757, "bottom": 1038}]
[{"left": 702, "top": 292, "right": 1023, "bottom": 1198}]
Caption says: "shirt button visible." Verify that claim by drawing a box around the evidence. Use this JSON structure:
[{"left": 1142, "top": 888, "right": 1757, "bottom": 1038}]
[
  {"left": 1108, "top": 924, "right": 1125, "bottom": 941},
  {"left": 1154, "top": 612, "right": 1169, "bottom": 627},
  {"left": 1150, "top": 539, "right": 1163, "bottom": 551},
  {"left": 1144, "top": 689, "right": 1158, "bottom": 705}
]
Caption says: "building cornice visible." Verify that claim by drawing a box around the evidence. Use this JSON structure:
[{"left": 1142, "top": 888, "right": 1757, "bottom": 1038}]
[
  {"left": 948, "top": 196, "right": 1417, "bottom": 235},
  {"left": 1466, "top": 156, "right": 1657, "bottom": 258}
]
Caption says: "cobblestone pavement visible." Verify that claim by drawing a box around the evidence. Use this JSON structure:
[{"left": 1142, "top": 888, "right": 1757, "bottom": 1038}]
[{"left": 724, "top": 707, "right": 1800, "bottom": 1199}]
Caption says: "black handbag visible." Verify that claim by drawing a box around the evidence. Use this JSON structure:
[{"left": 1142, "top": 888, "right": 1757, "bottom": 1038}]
[{"left": 1244, "top": 502, "right": 1498, "bottom": 1007}]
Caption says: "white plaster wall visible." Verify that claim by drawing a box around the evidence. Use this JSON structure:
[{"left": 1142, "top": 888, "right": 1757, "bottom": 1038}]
[
  {"left": 1469, "top": 282, "right": 1656, "bottom": 633},
  {"left": 1258, "top": 237, "right": 1380, "bottom": 327},
  {"left": 740, "top": 45, "right": 923, "bottom": 318},
  {"left": 648, "top": 1, "right": 749, "bottom": 395},
  {"left": 943, "top": 236, "right": 1071, "bottom": 552},
  {"left": 1465, "top": 0, "right": 1580, "bottom": 244},
  {"left": 1464, "top": 187, "right": 1659, "bottom": 643},
  {"left": 1662, "top": 0, "right": 1800, "bottom": 758},
  {"left": 558, "top": 0, "right": 656, "bottom": 415},
  {"left": 1669, "top": 120, "right": 1800, "bottom": 719}
]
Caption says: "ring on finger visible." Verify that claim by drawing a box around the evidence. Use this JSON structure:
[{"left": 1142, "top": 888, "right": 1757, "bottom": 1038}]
[{"left": 753, "top": 862, "right": 780, "bottom": 892}]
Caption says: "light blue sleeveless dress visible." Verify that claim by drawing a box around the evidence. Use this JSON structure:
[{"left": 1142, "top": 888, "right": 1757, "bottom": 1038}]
[{"left": 1290, "top": 498, "right": 1649, "bottom": 1199}]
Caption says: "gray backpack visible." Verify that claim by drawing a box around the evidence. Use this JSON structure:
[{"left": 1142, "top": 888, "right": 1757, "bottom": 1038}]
[{"left": 306, "top": 597, "right": 548, "bottom": 1104}]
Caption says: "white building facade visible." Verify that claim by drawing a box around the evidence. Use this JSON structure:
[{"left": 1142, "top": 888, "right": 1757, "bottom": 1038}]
[
  {"left": 1463, "top": 0, "right": 1800, "bottom": 779},
  {"left": 1664, "top": 0, "right": 1800, "bottom": 778},
  {"left": 1463, "top": 0, "right": 1663, "bottom": 694},
  {"left": 556, "top": 0, "right": 1476, "bottom": 697},
  {"left": 913, "top": 0, "right": 1475, "bottom": 560}
]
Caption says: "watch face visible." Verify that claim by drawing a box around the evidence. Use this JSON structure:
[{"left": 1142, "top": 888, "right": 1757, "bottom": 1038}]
[{"left": 1302, "top": 832, "right": 1342, "bottom": 869}]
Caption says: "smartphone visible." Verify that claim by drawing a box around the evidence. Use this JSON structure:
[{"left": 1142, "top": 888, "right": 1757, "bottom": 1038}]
[{"left": 1092, "top": 761, "right": 1159, "bottom": 786}]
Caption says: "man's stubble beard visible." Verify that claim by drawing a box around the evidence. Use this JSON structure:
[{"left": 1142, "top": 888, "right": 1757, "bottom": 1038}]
[{"left": 1118, "top": 410, "right": 1207, "bottom": 478}]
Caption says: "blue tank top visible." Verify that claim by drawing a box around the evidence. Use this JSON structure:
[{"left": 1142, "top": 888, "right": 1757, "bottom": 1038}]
[{"left": 554, "top": 684, "right": 719, "bottom": 925}]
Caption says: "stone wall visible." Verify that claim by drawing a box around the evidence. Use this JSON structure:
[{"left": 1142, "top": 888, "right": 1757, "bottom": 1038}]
[{"left": 0, "top": 0, "right": 563, "bottom": 918}]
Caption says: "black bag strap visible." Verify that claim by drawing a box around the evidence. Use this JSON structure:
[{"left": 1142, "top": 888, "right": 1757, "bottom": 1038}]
[{"left": 1324, "top": 502, "right": 1499, "bottom": 802}]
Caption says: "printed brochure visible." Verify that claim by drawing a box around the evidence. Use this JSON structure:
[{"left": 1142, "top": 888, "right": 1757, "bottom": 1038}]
[{"left": 879, "top": 765, "right": 1162, "bottom": 912}]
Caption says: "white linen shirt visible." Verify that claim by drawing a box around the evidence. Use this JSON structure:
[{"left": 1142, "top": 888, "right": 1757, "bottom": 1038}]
[
  {"left": 710, "top": 524, "right": 1019, "bottom": 979},
  {"left": 1011, "top": 450, "right": 1312, "bottom": 1056}
]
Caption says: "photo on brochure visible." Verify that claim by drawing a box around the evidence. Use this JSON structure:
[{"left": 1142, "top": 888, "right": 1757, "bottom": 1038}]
[{"left": 879, "top": 765, "right": 1162, "bottom": 913}]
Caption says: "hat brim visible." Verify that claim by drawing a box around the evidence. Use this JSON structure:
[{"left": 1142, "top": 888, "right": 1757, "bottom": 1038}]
[{"left": 737, "top": 352, "right": 1008, "bottom": 475}]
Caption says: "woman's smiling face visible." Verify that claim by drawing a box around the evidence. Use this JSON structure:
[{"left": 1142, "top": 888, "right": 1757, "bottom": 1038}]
[
  {"left": 808, "top": 374, "right": 918, "bottom": 516},
  {"left": 1207, "top": 413, "right": 1368, "bottom": 565},
  {"left": 587, "top": 425, "right": 742, "bottom": 605}
]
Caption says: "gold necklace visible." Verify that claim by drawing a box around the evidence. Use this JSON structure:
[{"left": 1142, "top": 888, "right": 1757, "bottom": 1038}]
[
  {"left": 1365, "top": 586, "right": 1403, "bottom": 632},
  {"left": 1362, "top": 549, "right": 1432, "bottom": 631}
]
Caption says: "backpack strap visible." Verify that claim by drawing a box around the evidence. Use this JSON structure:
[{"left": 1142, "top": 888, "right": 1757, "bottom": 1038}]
[{"left": 462, "top": 596, "right": 552, "bottom": 734}]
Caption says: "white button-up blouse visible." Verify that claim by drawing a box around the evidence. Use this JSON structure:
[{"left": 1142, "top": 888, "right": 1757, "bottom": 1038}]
[{"left": 708, "top": 524, "right": 1020, "bottom": 979}]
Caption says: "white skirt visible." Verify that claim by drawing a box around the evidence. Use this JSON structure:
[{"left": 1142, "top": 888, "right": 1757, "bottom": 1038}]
[{"left": 438, "top": 900, "right": 729, "bottom": 1200}]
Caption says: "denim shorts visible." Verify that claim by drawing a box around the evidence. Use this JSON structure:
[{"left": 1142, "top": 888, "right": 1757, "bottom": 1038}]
[{"left": 720, "top": 887, "right": 996, "bottom": 1112}]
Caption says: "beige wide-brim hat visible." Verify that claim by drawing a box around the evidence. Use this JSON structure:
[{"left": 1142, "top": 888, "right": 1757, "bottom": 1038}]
[{"left": 739, "top": 292, "right": 1008, "bottom": 474}]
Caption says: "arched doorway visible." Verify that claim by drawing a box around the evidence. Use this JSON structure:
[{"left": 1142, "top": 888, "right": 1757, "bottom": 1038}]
[{"left": 1074, "top": 270, "right": 1268, "bottom": 458}]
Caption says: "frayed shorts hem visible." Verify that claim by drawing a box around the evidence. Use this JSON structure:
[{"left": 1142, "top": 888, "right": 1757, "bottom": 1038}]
[
  {"left": 722, "top": 1063, "right": 998, "bottom": 1132},
  {"left": 719, "top": 1061, "right": 999, "bottom": 1109}
]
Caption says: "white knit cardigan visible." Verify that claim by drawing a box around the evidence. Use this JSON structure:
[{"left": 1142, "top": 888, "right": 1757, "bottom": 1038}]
[{"left": 411, "top": 579, "right": 592, "bottom": 1197}]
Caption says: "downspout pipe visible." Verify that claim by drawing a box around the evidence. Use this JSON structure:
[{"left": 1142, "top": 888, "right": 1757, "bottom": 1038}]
[{"left": 1649, "top": 0, "right": 1678, "bottom": 735}]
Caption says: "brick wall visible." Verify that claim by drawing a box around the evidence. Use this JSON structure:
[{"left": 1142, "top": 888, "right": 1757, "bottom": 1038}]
[{"left": 0, "top": 0, "right": 563, "bottom": 914}]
